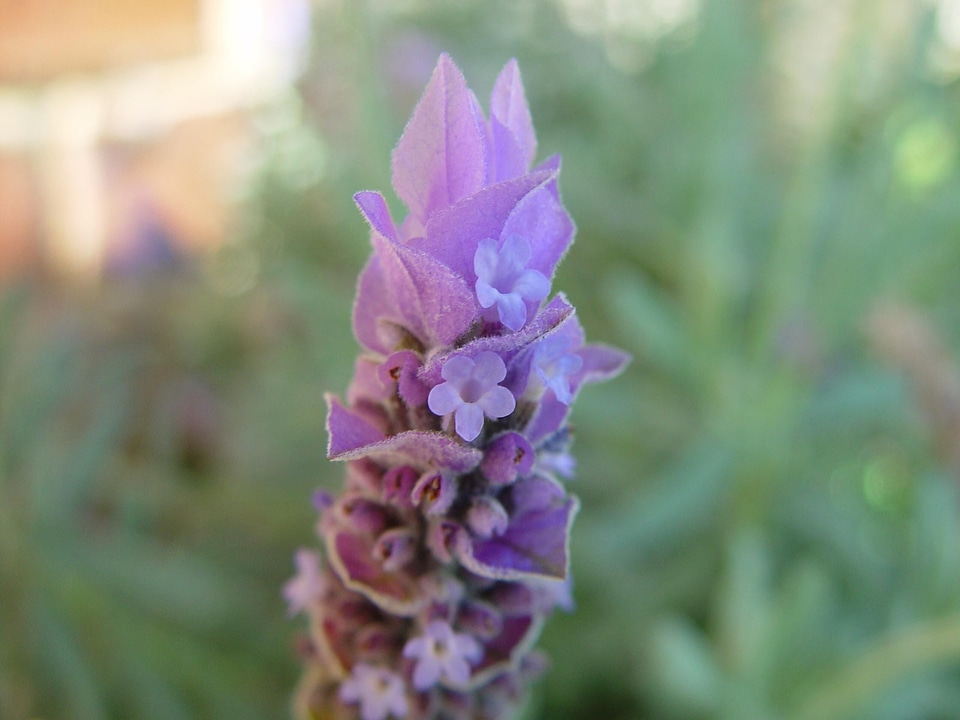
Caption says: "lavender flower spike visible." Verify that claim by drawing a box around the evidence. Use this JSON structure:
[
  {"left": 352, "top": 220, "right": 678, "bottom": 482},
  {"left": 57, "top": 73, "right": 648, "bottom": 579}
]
[{"left": 288, "top": 54, "right": 629, "bottom": 720}]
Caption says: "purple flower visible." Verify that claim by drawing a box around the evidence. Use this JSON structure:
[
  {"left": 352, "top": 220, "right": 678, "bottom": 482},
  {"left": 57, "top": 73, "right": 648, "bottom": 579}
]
[
  {"left": 286, "top": 53, "right": 629, "bottom": 720},
  {"left": 282, "top": 548, "right": 323, "bottom": 616},
  {"left": 339, "top": 663, "right": 409, "bottom": 720},
  {"left": 474, "top": 234, "right": 550, "bottom": 331},
  {"left": 403, "top": 620, "right": 483, "bottom": 690},
  {"left": 427, "top": 352, "right": 516, "bottom": 441},
  {"left": 534, "top": 334, "right": 583, "bottom": 404}
]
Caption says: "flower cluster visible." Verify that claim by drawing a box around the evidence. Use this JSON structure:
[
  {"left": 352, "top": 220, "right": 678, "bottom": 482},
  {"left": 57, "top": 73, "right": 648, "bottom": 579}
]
[{"left": 286, "top": 54, "right": 629, "bottom": 720}]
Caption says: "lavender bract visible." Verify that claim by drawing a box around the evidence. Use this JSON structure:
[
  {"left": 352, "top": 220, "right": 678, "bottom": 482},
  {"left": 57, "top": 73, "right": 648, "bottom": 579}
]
[{"left": 286, "top": 54, "right": 629, "bottom": 720}]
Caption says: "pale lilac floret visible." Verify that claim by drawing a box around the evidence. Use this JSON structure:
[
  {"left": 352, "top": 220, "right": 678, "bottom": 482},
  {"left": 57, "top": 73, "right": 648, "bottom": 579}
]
[
  {"left": 534, "top": 334, "right": 583, "bottom": 405},
  {"left": 339, "top": 664, "right": 409, "bottom": 720},
  {"left": 402, "top": 619, "right": 483, "bottom": 690},
  {"left": 474, "top": 234, "right": 550, "bottom": 332},
  {"left": 428, "top": 352, "right": 516, "bottom": 441},
  {"left": 283, "top": 548, "right": 323, "bottom": 616}
]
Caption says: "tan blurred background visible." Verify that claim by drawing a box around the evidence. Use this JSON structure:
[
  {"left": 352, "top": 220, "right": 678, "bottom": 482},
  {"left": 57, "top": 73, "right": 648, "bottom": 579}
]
[{"left": 0, "top": 0, "right": 308, "bottom": 283}]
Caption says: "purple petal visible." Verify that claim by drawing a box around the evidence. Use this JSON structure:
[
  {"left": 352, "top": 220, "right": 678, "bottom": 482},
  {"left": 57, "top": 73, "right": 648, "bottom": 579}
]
[
  {"left": 325, "top": 527, "right": 427, "bottom": 616},
  {"left": 445, "top": 656, "right": 472, "bottom": 686},
  {"left": 473, "top": 238, "right": 499, "bottom": 283},
  {"left": 371, "top": 234, "right": 479, "bottom": 350},
  {"left": 413, "top": 655, "right": 442, "bottom": 689},
  {"left": 470, "top": 615, "right": 543, "bottom": 688},
  {"left": 575, "top": 343, "right": 632, "bottom": 387},
  {"left": 441, "top": 354, "right": 475, "bottom": 383},
  {"left": 473, "top": 351, "right": 507, "bottom": 384},
  {"left": 354, "top": 191, "right": 398, "bottom": 241},
  {"left": 454, "top": 403, "right": 484, "bottom": 442},
  {"left": 514, "top": 269, "right": 549, "bottom": 301},
  {"left": 418, "top": 295, "right": 575, "bottom": 389},
  {"left": 501, "top": 233, "right": 532, "bottom": 265},
  {"left": 523, "top": 392, "right": 570, "bottom": 445},
  {"left": 489, "top": 117, "right": 527, "bottom": 183},
  {"left": 428, "top": 382, "right": 463, "bottom": 416},
  {"left": 352, "top": 252, "right": 403, "bottom": 355},
  {"left": 478, "top": 386, "right": 515, "bottom": 420},
  {"left": 403, "top": 636, "right": 428, "bottom": 659},
  {"left": 490, "top": 59, "right": 537, "bottom": 171},
  {"left": 505, "top": 304, "right": 584, "bottom": 397},
  {"left": 534, "top": 334, "right": 583, "bottom": 405},
  {"left": 511, "top": 474, "right": 565, "bottom": 511},
  {"left": 391, "top": 53, "right": 487, "bottom": 224},
  {"left": 330, "top": 428, "right": 482, "bottom": 474},
  {"left": 495, "top": 292, "right": 527, "bottom": 332},
  {"left": 476, "top": 280, "right": 499, "bottom": 311},
  {"left": 326, "top": 395, "right": 387, "bottom": 459},
  {"left": 535, "top": 153, "right": 561, "bottom": 175},
  {"left": 500, "top": 176, "right": 574, "bottom": 280},
  {"left": 457, "top": 630, "right": 483, "bottom": 660},
  {"left": 411, "top": 170, "right": 555, "bottom": 281},
  {"left": 283, "top": 548, "right": 322, "bottom": 616},
  {"left": 474, "top": 235, "right": 548, "bottom": 331},
  {"left": 447, "top": 479, "right": 579, "bottom": 581}
]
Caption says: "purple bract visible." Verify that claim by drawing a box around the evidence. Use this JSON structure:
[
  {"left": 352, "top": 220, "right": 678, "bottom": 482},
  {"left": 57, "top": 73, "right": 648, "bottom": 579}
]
[{"left": 287, "top": 54, "right": 629, "bottom": 720}]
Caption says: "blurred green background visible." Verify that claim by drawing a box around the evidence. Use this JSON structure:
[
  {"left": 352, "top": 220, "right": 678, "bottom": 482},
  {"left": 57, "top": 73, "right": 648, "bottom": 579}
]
[{"left": 5, "top": 0, "right": 960, "bottom": 718}]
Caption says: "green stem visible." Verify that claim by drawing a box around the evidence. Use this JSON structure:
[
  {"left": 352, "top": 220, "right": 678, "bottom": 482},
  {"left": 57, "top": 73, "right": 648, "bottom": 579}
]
[{"left": 791, "top": 611, "right": 960, "bottom": 720}]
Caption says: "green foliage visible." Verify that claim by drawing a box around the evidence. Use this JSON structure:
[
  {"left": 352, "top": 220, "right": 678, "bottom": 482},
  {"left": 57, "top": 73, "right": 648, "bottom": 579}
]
[{"left": 6, "top": 1, "right": 960, "bottom": 718}]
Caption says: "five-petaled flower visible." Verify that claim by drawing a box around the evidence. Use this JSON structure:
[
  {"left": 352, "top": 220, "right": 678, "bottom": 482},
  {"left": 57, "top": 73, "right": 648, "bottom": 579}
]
[
  {"left": 403, "top": 620, "right": 484, "bottom": 690},
  {"left": 474, "top": 235, "right": 550, "bottom": 331},
  {"left": 427, "top": 352, "right": 516, "bottom": 441},
  {"left": 339, "top": 664, "right": 409, "bottom": 720}
]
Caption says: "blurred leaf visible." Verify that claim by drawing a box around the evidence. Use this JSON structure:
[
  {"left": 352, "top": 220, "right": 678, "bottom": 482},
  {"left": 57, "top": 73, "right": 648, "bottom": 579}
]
[
  {"left": 43, "top": 532, "right": 249, "bottom": 635},
  {"left": 34, "top": 597, "right": 110, "bottom": 720},
  {"left": 604, "top": 270, "right": 694, "bottom": 384},
  {"left": 643, "top": 615, "right": 722, "bottom": 717},
  {"left": 586, "top": 438, "right": 731, "bottom": 558}
]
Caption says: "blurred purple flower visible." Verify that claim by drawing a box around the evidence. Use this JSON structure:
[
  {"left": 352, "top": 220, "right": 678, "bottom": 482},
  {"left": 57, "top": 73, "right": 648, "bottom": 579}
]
[
  {"left": 283, "top": 548, "right": 323, "bottom": 616},
  {"left": 403, "top": 620, "right": 483, "bottom": 690},
  {"left": 339, "top": 664, "right": 409, "bottom": 720}
]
